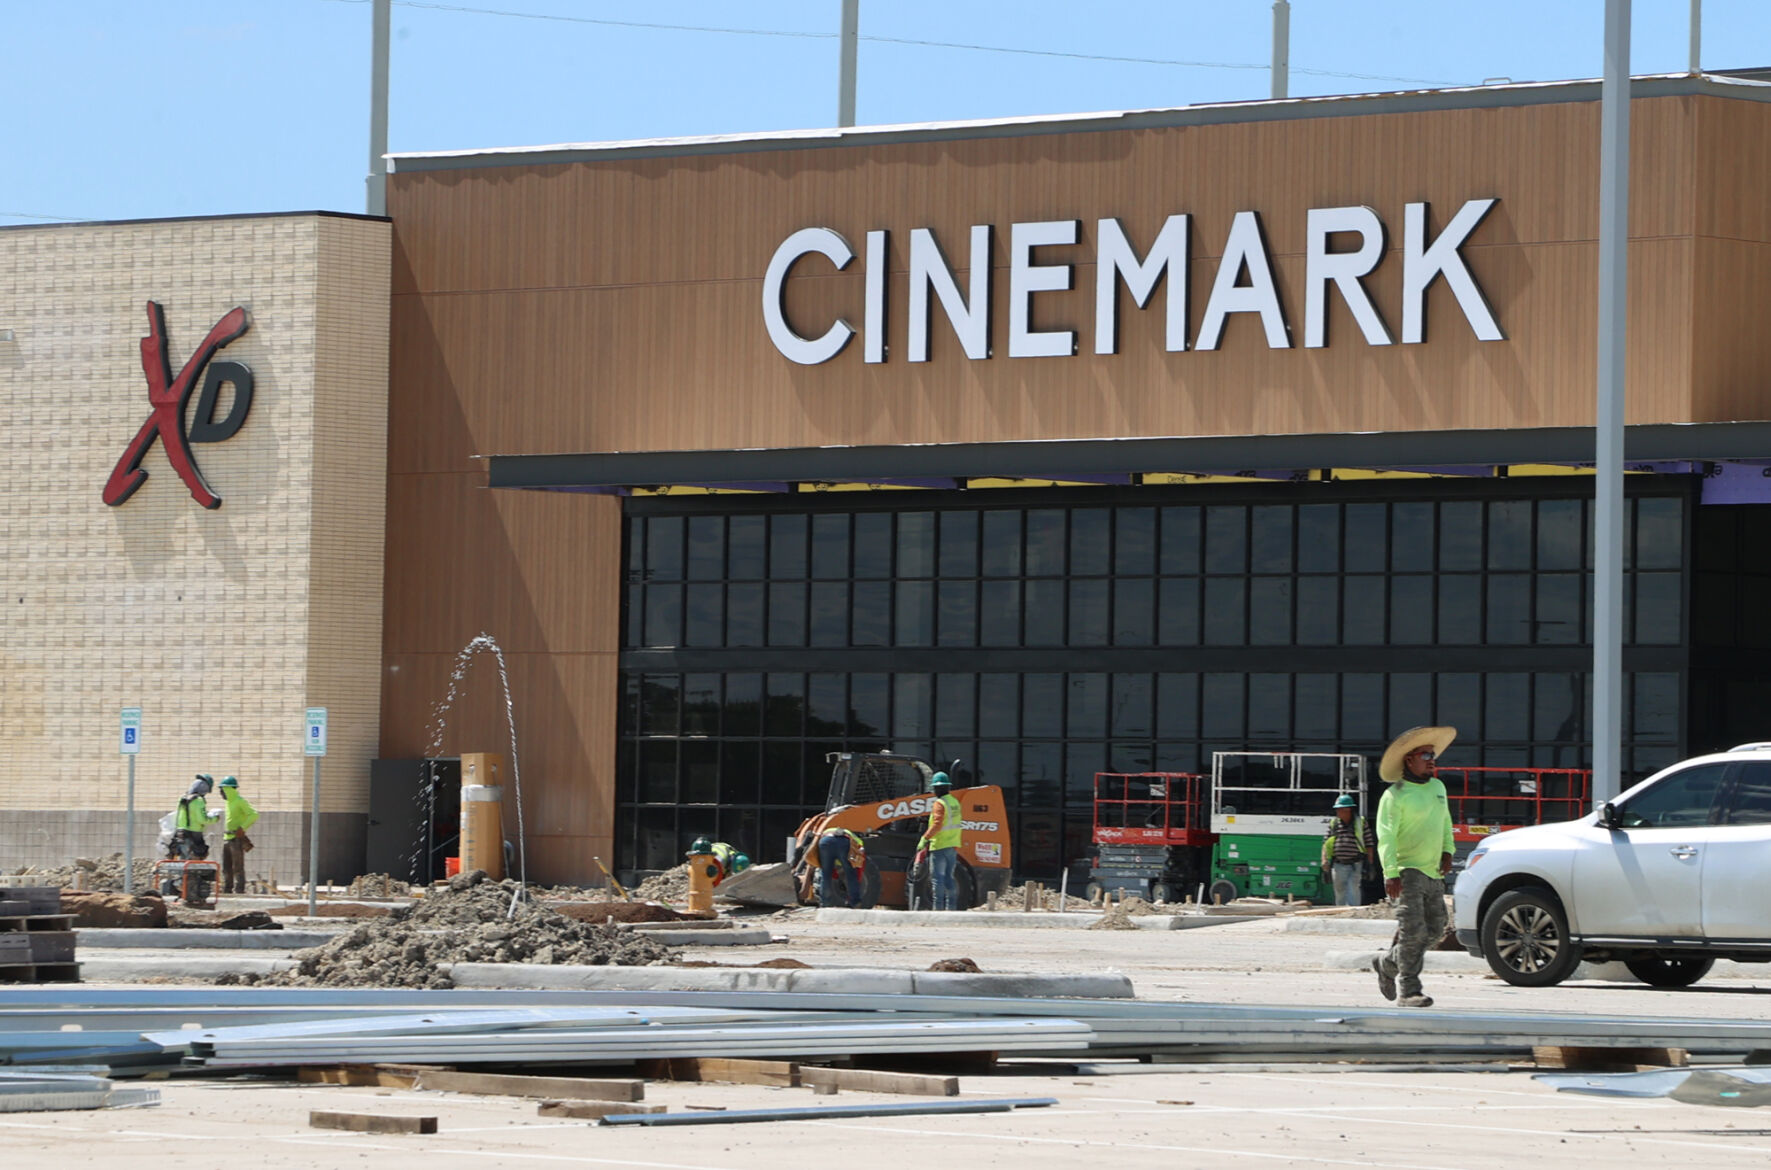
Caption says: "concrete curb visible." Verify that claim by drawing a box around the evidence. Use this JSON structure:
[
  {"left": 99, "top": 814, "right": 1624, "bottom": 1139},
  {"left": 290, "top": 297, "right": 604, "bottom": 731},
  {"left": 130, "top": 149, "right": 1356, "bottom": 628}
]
[
  {"left": 1271, "top": 918, "right": 1400, "bottom": 937},
  {"left": 77, "top": 954, "right": 300, "bottom": 981},
  {"left": 76, "top": 929, "right": 334, "bottom": 950},
  {"left": 447, "top": 962, "right": 1134, "bottom": 998},
  {"left": 815, "top": 908, "right": 1182, "bottom": 930},
  {"left": 630, "top": 929, "right": 776, "bottom": 947}
]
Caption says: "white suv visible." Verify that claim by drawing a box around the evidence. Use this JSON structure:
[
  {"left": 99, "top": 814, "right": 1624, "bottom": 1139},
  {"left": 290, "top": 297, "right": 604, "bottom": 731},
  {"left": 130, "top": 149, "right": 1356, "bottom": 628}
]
[{"left": 1453, "top": 745, "right": 1771, "bottom": 988}]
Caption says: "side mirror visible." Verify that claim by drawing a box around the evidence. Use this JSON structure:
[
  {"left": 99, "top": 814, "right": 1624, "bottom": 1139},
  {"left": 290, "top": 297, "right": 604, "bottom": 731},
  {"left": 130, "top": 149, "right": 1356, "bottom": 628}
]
[{"left": 1598, "top": 801, "right": 1620, "bottom": 830}]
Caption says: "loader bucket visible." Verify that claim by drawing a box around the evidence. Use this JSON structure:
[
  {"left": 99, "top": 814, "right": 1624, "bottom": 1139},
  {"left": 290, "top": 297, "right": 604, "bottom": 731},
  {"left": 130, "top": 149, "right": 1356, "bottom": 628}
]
[{"left": 714, "top": 861, "right": 801, "bottom": 908}]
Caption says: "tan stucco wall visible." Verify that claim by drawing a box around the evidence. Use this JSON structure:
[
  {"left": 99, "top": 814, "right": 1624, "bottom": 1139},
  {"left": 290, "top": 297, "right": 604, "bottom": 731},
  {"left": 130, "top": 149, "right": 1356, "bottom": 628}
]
[{"left": 0, "top": 213, "right": 389, "bottom": 875}]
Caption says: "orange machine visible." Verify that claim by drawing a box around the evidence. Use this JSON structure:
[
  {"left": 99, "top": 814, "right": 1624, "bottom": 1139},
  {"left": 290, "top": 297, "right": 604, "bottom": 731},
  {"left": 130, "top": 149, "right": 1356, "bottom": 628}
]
[{"left": 786, "top": 753, "right": 1013, "bottom": 910}]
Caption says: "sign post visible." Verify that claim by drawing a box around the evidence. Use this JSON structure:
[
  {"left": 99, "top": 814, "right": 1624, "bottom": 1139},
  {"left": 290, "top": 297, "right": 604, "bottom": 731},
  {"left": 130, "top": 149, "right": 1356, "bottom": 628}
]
[
  {"left": 304, "top": 707, "right": 328, "bottom": 918},
  {"left": 119, "top": 708, "right": 142, "bottom": 894}
]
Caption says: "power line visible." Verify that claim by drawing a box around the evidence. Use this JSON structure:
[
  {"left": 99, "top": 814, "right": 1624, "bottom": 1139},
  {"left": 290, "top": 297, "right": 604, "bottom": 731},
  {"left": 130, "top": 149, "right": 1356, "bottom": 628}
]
[
  {"left": 313, "top": 0, "right": 1461, "bottom": 88},
  {"left": 0, "top": 211, "right": 87, "bottom": 222}
]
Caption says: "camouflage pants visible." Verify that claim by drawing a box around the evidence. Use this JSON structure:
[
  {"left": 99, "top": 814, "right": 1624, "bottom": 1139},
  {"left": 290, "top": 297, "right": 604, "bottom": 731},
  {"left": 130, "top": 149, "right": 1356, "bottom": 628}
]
[{"left": 1381, "top": 868, "right": 1447, "bottom": 998}]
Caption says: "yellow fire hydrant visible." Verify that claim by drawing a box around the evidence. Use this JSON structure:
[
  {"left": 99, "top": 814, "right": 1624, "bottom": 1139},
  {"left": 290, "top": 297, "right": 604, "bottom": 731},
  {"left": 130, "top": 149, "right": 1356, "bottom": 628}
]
[{"left": 685, "top": 839, "right": 720, "bottom": 915}]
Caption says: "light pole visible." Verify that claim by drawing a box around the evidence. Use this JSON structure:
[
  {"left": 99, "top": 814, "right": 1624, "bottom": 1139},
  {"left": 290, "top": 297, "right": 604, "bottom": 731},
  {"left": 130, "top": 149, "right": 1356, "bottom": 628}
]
[
  {"left": 838, "top": 0, "right": 859, "bottom": 127},
  {"left": 1593, "top": 0, "right": 1630, "bottom": 805},
  {"left": 1271, "top": 1, "right": 1290, "bottom": 100},
  {"left": 367, "top": 0, "right": 390, "bottom": 215}
]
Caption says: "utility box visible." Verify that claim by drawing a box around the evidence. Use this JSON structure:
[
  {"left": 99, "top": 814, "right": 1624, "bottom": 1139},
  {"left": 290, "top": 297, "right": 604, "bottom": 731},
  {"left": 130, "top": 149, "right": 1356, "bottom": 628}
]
[{"left": 366, "top": 758, "right": 461, "bottom": 884}]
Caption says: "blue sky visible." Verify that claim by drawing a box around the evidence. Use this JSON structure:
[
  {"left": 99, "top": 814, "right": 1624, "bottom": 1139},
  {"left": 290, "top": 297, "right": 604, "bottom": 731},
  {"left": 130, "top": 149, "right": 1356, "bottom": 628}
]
[{"left": 1, "top": 1, "right": 1766, "bottom": 226}]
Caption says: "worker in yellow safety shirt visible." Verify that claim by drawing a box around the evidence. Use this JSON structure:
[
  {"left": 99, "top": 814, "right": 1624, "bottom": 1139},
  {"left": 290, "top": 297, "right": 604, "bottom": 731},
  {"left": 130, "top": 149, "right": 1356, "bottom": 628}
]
[
  {"left": 707, "top": 841, "right": 751, "bottom": 886},
  {"left": 816, "top": 827, "right": 868, "bottom": 907},
  {"left": 171, "top": 775, "right": 220, "bottom": 860},
  {"left": 917, "top": 772, "right": 964, "bottom": 911},
  {"left": 217, "top": 776, "right": 259, "bottom": 895}
]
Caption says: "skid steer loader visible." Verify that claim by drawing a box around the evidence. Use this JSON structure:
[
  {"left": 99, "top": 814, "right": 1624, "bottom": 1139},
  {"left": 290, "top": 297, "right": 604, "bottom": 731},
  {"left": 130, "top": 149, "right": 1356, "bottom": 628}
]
[{"left": 770, "top": 752, "right": 1013, "bottom": 910}]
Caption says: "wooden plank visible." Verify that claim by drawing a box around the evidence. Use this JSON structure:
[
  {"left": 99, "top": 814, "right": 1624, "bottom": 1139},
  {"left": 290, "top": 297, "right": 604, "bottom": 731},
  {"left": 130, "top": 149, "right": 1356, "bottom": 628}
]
[
  {"left": 309, "top": 1111, "right": 437, "bottom": 1135},
  {"left": 298, "top": 1066, "right": 419, "bottom": 1089},
  {"left": 636, "top": 1058, "right": 800, "bottom": 1087},
  {"left": 1533, "top": 1045, "right": 1689, "bottom": 1071},
  {"left": 800, "top": 1068, "right": 959, "bottom": 1097},
  {"left": 538, "top": 1100, "right": 667, "bottom": 1120},
  {"left": 413, "top": 1069, "right": 644, "bottom": 1102}
]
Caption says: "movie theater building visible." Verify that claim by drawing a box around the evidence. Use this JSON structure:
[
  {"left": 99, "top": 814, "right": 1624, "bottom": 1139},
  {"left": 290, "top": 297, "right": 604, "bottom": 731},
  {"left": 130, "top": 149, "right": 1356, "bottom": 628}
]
[
  {"left": 11, "top": 74, "right": 1771, "bottom": 888},
  {"left": 379, "top": 73, "right": 1771, "bottom": 884},
  {"left": 0, "top": 212, "right": 390, "bottom": 881}
]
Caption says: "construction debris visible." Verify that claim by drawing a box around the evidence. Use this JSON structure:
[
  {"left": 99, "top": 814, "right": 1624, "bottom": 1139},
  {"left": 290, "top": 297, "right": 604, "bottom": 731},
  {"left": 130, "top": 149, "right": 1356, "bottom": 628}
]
[
  {"left": 598, "top": 1097, "right": 1059, "bottom": 1127},
  {"left": 59, "top": 891, "right": 167, "bottom": 929},
  {"left": 1087, "top": 902, "right": 1139, "bottom": 930},
  {"left": 345, "top": 874, "right": 411, "bottom": 899},
  {"left": 0, "top": 1068, "right": 158, "bottom": 1112},
  {"left": 217, "top": 871, "right": 676, "bottom": 989},
  {"left": 632, "top": 865, "right": 691, "bottom": 902},
  {"left": 309, "top": 1110, "right": 436, "bottom": 1134},
  {"left": 9, "top": 854, "right": 156, "bottom": 893},
  {"left": 1536, "top": 1066, "right": 1771, "bottom": 1107}
]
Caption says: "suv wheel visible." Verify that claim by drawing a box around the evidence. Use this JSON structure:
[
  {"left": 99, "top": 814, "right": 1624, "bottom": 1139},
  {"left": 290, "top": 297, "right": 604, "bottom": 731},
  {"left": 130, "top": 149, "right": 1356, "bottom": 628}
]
[
  {"left": 1624, "top": 955, "right": 1715, "bottom": 988},
  {"left": 1480, "top": 887, "right": 1582, "bottom": 987}
]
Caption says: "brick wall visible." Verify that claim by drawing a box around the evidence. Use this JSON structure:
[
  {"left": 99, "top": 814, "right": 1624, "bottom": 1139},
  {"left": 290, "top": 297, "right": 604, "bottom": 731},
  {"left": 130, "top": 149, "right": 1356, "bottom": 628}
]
[{"left": 0, "top": 213, "right": 389, "bottom": 884}]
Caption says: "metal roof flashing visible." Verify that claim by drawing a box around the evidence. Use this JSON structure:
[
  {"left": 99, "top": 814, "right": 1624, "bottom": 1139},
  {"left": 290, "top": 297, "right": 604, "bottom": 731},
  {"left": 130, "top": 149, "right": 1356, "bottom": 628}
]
[{"left": 388, "top": 73, "right": 1771, "bottom": 174}]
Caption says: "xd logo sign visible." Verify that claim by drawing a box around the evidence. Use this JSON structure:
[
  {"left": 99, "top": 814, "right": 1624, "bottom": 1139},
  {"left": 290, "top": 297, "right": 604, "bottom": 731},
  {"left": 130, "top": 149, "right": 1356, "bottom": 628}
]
[{"left": 102, "top": 301, "right": 255, "bottom": 510}]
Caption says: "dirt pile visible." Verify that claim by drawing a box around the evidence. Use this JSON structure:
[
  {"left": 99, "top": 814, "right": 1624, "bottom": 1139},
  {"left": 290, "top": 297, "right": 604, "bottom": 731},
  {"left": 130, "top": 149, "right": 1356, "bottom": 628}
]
[
  {"left": 1117, "top": 895, "right": 1160, "bottom": 917},
  {"left": 60, "top": 891, "right": 167, "bottom": 928},
  {"left": 550, "top": 901, "right": 693, "bottom": 925},
  {"left": 928, "top": 957, "right": 983, "bottom": 973},
  {"left": 1088, "top": 901, "right": 1139, "bottom": 931},
  {"left": 12, "top": 853, "right": 157, "bottom": 893},
  {"left": 221, "top": 870, "right": 676, "bottom": 989},
  {"left": 632, "top": 865, "right": 690, "bottom": 902},
  {"left": 345, "top": 874, "right": 410, "bottom": 898}
]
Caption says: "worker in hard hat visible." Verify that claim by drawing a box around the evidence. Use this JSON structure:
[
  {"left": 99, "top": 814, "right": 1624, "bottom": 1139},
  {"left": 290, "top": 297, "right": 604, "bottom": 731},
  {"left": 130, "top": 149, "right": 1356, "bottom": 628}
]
[
  {"left": 217, "top": 776, "right": 259, "bottom": 895},
  {"left": 170, "top": 775, "right": 221, "bottom": 859},
  {"left": 698, "top": 839, "right": 750, "bottom": 886},
  {"left": 1320, "top": 794, "right": 1376, "bottom": 907},
  {"left": 917, "top": 772, "right": 964, "bottom": 911}
]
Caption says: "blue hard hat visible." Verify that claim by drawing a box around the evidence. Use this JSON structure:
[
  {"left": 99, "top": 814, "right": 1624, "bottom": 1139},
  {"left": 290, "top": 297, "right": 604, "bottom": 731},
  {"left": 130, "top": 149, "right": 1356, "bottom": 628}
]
[
  {"left": 1333, "top": 794, "right": 1358, "bottom": 809},
  {"left": 930, "top": 771, "right": 951, "bottom": 789}
]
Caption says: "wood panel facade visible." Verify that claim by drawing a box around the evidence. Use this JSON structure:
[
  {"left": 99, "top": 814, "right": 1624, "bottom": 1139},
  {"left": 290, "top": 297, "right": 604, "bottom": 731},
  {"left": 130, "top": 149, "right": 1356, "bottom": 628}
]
[{"left": 382, "top": 87, "right": 1771, "bottom": 883}]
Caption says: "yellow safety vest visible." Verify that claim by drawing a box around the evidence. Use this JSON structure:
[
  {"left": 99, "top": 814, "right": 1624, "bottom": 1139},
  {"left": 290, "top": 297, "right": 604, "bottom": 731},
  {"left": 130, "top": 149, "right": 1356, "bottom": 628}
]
[{"left": 923, "top": 794, "right": 963, "bottom": 851}]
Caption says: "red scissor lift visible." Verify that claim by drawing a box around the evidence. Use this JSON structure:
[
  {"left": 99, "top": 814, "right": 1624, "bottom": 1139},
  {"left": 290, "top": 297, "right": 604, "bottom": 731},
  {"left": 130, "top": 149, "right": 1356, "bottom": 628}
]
[
  {"left": 1087, "top": 772, "right": 1217, "bottom": 903},
  {"left": 1435, "top": 766, "right": 1592, "bottom": 846}
]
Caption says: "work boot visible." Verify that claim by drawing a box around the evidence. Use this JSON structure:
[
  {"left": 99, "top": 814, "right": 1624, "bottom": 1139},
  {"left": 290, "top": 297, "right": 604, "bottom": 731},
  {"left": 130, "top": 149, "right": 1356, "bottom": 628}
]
[
  {"left": 1397, "top": 994, "right": 1434, "bottom": 1008},
  {"left": 1372, "top": 956, "right": 1396, "bottom": 1002}
]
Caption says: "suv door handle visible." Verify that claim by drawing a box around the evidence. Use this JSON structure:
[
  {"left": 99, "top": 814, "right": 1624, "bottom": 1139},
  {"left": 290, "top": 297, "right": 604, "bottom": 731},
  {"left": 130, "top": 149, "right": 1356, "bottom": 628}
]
[{"left": 1670, "top": 847, "right": 1698, "bottom": 859}]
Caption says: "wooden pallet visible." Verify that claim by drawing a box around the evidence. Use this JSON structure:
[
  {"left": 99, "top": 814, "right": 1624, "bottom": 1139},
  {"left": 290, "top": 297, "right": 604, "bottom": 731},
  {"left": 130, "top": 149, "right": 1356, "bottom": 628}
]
[
  {"left": 0, "top": 961, "right": 81, "bottom": 984},
  {"left": 0, "top": 914, "right": 75, "bottom": 933}
]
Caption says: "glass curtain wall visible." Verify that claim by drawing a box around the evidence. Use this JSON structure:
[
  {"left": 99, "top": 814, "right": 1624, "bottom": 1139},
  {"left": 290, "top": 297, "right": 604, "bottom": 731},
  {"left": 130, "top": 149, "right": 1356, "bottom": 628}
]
[{"left": 617, "top": 481, "right": 1693, "bottom": 876}]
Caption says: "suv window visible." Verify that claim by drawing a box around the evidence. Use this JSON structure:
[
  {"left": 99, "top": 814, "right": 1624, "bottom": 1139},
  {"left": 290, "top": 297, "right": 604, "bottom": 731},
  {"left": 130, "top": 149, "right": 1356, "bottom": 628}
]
[
  {"left": 1616, "top": 763, "right": 1726, "bottom": 828},
  {"left": 1722, "top": 761, "right": 1771, "bottom": 826}
]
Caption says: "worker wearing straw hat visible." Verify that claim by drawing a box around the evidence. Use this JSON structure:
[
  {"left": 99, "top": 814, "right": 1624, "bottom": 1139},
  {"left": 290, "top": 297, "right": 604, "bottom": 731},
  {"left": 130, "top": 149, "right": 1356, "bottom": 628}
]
[{"left": 1371, "top": 726, "right": 1457, "bottom": 1008}]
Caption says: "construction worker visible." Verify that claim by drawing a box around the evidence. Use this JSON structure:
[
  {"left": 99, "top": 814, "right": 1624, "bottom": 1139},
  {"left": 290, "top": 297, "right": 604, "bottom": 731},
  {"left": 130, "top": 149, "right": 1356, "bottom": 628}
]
[
  {"left": 170, "top": 775, "right": 220, "bottom": 859},
  {"left": 217, "top": 776, "right": 258, "bottom": 895},
  {"left": 816, "top": 827, "right": 868, "bottom": 907},
  {"left": 1320, "top": 794, "right": 1377, "bottom": 907},
  {"left": 706, "top": 840, "right": 751, "bottom": 886},
  {"left": 1372, "top": 726, "right": 1457, "bottom": 1009},
  {"left": 918, "top": 772, "right": 964, "bottom": 911}
]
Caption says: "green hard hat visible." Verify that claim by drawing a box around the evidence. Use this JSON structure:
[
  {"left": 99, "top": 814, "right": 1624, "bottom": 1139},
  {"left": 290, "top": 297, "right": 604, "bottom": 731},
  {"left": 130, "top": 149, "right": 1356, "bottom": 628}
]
[
  {"left": 930, "top": 771, "right": 951, "bottom": 790},
  {"left": 1333, "top": 794, "right": 1358, "bottom": 809},
  {"left": 219, "top": 776, "right": 239, "bottom": 788},
  {"left": 732, "top": 853, "right": 751, "bottom": 873},
  {"left": 687, "top": 836, "right": 713, "bottom": 855}
]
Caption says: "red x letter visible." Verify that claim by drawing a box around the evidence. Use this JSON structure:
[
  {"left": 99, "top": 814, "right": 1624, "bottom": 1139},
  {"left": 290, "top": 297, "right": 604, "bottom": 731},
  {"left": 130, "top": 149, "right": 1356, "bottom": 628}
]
[{"left": 103, "top": 301, "right": 250, "bottom": 509}]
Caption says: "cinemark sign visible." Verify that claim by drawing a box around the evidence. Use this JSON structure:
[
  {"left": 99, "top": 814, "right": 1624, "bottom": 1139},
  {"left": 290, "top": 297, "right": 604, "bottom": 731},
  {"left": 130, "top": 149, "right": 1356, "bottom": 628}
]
[{"left": 763, "top": 199, "right": 1502, "bottom": 365}]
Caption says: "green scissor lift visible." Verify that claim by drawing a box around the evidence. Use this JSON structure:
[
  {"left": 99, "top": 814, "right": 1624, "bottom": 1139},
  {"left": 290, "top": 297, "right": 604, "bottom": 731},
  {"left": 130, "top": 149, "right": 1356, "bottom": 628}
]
[{"left": 1206, "top": 751, "right": 1368, "bottom": 904}]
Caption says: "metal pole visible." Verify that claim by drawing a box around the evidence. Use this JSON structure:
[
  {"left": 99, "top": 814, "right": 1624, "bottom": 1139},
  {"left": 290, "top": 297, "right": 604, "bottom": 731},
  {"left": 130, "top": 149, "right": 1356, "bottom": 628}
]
[
  {"left": 1270, "top": 1, "right": 1290, "bottom": 100},
  {"left": 838, "top": 0, "right": 858, "bottom": 127},
  {"left": 307, "top": 757, "right": 322, "bottom": 917},
  {"left": 367, "top": 0, "right": 391, "bottom": 215},
  {"left": 1689, "top": 0, "right": 1701, "bottom": 74},
  {"left": 1594, "top": 0, "right": 1630, "bottom": 806},
  {"left": 124, "top": 755, "right": 135, "bottom": 895}
]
